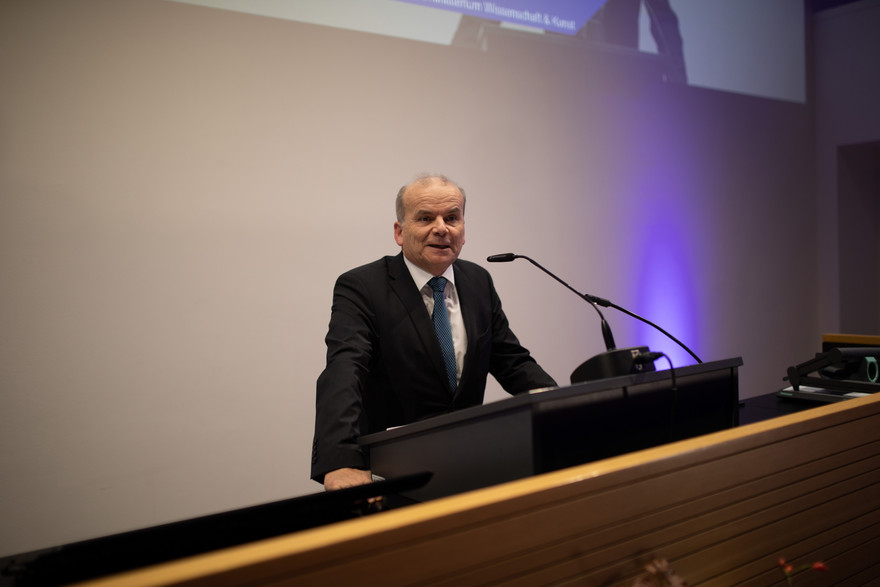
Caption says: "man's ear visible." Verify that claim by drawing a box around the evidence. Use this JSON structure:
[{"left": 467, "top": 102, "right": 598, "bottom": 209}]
[{"left": 393, "top": 221, "right": 403, "bottom": 246}]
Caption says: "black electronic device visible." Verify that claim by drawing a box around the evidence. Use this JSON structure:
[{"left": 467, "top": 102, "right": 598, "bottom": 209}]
[{"left": 779, "top": 347, "right": 880, "bottom": 403}]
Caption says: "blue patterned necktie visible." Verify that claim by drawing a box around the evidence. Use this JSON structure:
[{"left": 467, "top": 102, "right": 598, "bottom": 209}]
[{"left": 428, "top": 276, "right": 457, "bottom": 393}]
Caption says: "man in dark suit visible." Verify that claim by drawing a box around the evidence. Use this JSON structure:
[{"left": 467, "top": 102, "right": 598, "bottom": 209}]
[{"left": 312, "top": 174, "right": 557, "bottom": 491}]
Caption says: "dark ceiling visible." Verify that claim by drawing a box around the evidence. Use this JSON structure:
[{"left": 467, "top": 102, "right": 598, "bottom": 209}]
[{"left": 811, "top": 0, "right": 864, "bottom": 12}]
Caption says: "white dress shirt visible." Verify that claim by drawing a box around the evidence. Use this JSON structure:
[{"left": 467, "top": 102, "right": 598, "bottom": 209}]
[{"left": 402, "top": 256, "right": 467, "bottom": 384}]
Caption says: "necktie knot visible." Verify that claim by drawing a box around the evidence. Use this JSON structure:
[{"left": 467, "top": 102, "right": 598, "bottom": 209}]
[{"left": 428, "top": 276, "right": 447, "bottom": 294}]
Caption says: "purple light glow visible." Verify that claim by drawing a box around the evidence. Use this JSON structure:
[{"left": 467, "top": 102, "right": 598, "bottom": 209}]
[
  {"left": 614, "top": 86, "right": 703, "bottom": 368},
  {"left": 632, "top": 227, "right": 700, "bottom": 367}
]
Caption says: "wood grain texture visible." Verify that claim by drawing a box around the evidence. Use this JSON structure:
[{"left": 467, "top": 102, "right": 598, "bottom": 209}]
[{"left": 79, "top": 394, "right": 880, "bottom": 586}]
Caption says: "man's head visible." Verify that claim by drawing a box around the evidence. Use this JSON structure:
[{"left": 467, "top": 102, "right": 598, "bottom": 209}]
[{"left": 394, "top": 174, "right": 466, "bottom": 276}]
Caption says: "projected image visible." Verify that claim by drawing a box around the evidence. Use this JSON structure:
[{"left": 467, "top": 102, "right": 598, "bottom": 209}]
[
  {"left": 443, "top": 0, "right": 687, "bottom": 84},
  {"left": 398, "top": 0, "right": 608, "bottom": 36},
  {"left": 167, "top": 0, "right": 805, "bottom": 103}
]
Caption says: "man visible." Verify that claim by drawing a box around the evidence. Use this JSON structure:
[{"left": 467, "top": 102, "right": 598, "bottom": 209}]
[{"left": 312, "top": 174, "right": 556, "bottom": 491}]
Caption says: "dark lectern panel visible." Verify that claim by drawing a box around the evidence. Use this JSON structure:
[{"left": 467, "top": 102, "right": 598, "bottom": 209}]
[
  {"left": 371, "top": 409, "right": 535, "bottom": 502},
  {"left": 361, "top": 358, "right": 742, "bottom": 501},
  {"left": 532, "top": 363, "right": 740, "bottom": 472}
]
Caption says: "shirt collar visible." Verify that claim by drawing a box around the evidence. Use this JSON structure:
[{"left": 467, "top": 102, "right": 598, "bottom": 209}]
[{"left": 402, "top": 255, "right": 456, "bottom": 292}]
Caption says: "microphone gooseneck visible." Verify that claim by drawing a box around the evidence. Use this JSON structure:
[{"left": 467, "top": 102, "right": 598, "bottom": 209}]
[
  {"left": 487, "top": 252, "right": 702, "bottom": 364},
  {"left": 487, "top": 253, "right": 615, "bottom": 351}
]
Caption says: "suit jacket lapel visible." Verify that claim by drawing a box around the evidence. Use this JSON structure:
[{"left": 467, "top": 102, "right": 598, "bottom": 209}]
[
  {"left": 387, "top": 254, "right": 450, "bottom": 390},
  {"left": 453, "top": 262, "right": 479, "bottom": 393}
]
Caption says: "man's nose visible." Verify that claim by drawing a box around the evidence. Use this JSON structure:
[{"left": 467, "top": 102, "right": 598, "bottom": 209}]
[{"left": 431, "top": 218, "right": 448, "bottom": 233}]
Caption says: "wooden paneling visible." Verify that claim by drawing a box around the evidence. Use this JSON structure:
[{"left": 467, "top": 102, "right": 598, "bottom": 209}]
[
  {"left": 823, "top": 332, "right": 880, "bottom": 347},
  {"left": 81, "top": 394, "right": 880, "bottom": 586}
]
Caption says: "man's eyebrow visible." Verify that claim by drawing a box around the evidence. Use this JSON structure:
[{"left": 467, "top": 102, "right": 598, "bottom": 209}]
[{"left": 413, "top": 207, "right": 462, "bottom": 216}]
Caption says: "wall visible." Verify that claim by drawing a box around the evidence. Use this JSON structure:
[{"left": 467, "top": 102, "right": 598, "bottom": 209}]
[
  {"left": 0, "top": 0, "right": 818, "bottom": 555},
  {"left": 813, "top": 0, "right": 880, "bottom": 332}
]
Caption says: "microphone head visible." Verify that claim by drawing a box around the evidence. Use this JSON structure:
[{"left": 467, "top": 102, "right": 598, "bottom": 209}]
[{"left": 487, "top": 253, "right": 517, "bottom": 263}]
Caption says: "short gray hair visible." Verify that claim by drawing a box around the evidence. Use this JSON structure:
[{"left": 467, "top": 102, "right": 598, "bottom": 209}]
[{"left": 395, "top": 173, "right": 466, "bottom": 222}]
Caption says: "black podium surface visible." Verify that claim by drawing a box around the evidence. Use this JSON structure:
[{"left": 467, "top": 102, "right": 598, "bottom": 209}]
[
  {"left": 738, "top": 391, "right": 822, "bottom": 424},
  {"left": 361, "top": 357, "right": 743, "bottom": 501},
  {"left": 0, "top": 473, "right": 430, "bottom": 587}
]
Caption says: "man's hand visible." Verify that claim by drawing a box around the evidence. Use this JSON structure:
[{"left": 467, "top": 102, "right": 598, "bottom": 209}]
[
  {"left": 323, "top": 467, "right": 373, "bottom": 491},
  {"left": 323, "top": 468, "right": 383, "bottom": 506}
]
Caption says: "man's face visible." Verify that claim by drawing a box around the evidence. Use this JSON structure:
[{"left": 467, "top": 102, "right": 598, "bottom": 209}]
[{"left": 394, "top": 178, "right": 466, "bottom": 276}]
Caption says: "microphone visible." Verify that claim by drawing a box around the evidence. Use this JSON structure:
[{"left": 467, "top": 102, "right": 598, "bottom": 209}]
[
  {"left": 487, "top": 254, "right": 612, "bottom": 306},
  {"left": 486, "top": 253, "right": 517, "bottom": 263},
  {"left": 487, "top": 253, "right": 616, "bottom": 350},
  {"left": 487, "top": 252, "right": 702, "bottom": 382}
]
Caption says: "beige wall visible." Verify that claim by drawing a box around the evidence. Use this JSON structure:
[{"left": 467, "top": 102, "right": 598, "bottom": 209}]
[{"left": 0, "top": 0, "right": 840, "bottom": 556}]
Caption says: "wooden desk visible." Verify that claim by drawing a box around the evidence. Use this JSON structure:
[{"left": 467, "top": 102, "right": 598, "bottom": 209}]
[
  {"left": 823, "top": 332, "right": 880, "bottom": 349},
  {"left": 79, "top": 392, "right": 880, "bottom": 586}
]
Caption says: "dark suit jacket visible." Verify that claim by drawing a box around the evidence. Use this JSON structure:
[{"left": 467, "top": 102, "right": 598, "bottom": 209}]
[{"left": 311, "top": 253, "right": 557, "bottom": 482}]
